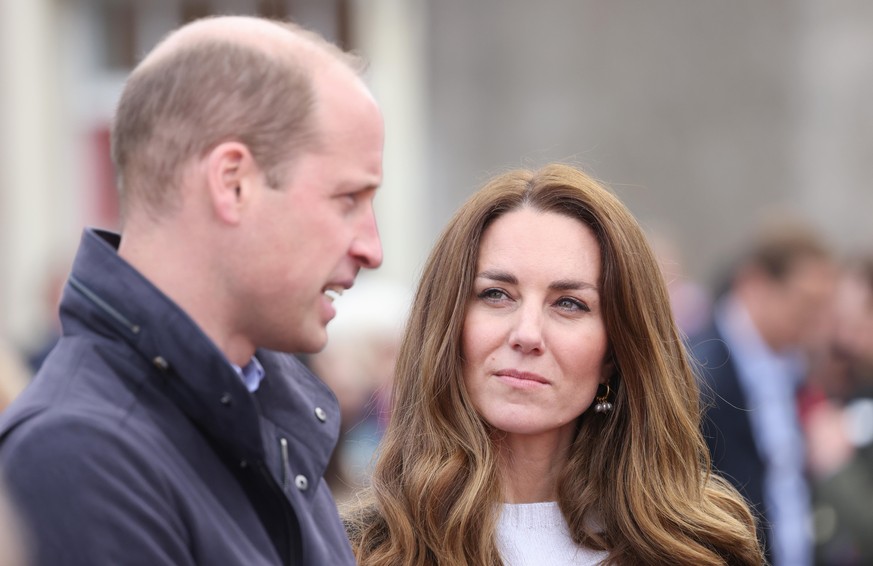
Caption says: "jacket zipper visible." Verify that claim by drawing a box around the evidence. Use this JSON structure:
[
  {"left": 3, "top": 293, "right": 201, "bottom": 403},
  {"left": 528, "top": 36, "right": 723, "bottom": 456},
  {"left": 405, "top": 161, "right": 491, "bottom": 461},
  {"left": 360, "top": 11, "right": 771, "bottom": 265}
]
[
  {"left": 68, "top": 275, "right": 141, "bottom": 334},
  {"left": 280, "top": 437, "right": 291, "bottom": 491},
  {"left": 254, "top": 459, "right": 297, "bottom": 564}
]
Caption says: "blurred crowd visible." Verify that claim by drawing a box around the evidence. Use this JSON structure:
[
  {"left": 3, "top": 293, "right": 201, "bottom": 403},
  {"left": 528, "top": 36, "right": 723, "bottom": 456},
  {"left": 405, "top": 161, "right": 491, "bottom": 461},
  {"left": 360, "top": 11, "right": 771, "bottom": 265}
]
[
  {"left": 657, "top": 216, "right": 873, "bottom": 565},
  {"left": 1, "top": 213, "right": 872, "bottom": 565}
]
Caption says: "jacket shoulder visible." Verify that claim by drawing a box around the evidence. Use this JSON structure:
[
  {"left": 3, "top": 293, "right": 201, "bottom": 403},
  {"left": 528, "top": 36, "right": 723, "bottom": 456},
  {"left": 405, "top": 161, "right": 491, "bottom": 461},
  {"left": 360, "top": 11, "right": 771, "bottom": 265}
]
[{"left": 0, "top": 411, "right": 193, "bottom": 565}]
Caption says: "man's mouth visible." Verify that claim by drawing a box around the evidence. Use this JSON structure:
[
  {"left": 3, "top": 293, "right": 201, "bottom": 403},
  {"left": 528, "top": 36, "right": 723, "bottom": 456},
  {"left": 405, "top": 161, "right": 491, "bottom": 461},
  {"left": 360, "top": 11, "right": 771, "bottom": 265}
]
[{"left": 323, "top": 286, "right": 344, "bottom": 303}]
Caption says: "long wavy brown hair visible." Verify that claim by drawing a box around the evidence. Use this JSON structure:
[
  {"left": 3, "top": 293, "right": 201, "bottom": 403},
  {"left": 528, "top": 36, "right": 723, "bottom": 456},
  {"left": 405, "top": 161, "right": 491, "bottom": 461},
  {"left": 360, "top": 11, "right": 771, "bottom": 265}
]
[{"left": 344, "top": 164, "right": 764, "bottom": 565}]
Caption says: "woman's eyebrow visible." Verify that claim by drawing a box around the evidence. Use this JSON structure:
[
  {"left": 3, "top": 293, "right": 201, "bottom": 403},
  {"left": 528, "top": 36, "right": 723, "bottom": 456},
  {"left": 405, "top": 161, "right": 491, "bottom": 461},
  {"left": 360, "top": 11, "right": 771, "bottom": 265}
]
[
  {"left": 550, "top": 279, "right": 598, "bottom": 292},
  {"left": 477, "top": 270, "right": 598, "bottom": 292},
  {"left": 476, "top": 270, "right": 516, "bottom": 284}
]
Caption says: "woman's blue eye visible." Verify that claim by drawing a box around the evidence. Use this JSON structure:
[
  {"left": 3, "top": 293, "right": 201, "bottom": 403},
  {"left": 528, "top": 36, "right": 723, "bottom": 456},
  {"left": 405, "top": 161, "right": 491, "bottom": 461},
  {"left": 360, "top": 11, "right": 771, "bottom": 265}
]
[
  {"left": 556, "top": 297, "right": 589, "bottom": 312},
  {"left": 478, "top": 288, "right": 507, "bottom": 301}
]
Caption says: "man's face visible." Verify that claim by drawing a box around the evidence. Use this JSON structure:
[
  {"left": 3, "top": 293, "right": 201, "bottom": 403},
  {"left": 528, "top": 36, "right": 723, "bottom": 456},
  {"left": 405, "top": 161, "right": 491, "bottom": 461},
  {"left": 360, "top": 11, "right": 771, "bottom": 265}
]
[
  {"left": 761, "top": 257, "right": 836, "bottom": 352},
  {"left": 239, "top": 71, "right": 385, "bottom": 354},
  {"left": 833, "top": 271, "right": 873, "bottom": 367}
]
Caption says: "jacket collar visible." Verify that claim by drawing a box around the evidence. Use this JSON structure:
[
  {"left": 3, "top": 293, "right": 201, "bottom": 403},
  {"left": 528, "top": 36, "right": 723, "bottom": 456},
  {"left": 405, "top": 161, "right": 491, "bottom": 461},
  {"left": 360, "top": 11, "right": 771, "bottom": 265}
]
[{"left": 61, "top": 228, "right": 264, "bottom": 462}]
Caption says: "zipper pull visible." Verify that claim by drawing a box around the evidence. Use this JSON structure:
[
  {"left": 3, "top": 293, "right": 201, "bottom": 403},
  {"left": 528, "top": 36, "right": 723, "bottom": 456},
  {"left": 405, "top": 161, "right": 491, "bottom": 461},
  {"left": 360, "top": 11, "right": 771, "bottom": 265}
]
[{"left": 279, "top": 437, "right": 291, "bottom": 491}]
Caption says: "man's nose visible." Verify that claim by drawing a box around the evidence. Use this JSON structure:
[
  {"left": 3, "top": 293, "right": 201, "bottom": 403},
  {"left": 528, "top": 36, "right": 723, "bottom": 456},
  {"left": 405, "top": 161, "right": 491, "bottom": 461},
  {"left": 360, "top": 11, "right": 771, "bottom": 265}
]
[{"left": 351, "top": 209, "right": 383, "bottom": 269}]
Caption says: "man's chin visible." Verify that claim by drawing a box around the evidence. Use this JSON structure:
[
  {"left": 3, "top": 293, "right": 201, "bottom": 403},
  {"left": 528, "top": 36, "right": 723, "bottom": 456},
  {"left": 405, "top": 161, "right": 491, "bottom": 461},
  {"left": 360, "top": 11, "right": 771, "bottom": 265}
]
[
  {"left": 295, "top": 326, "right": 329, "bottom": 355},
  {"left": 265, "top": 326, "right": 327, "bottom": 356}
]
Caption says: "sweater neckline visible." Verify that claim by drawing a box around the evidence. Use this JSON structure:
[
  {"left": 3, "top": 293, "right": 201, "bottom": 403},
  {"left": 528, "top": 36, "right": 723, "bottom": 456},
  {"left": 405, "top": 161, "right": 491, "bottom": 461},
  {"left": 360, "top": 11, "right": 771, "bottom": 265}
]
[{"left": 499, "top": 501, "right": 566, "bottom": 529}]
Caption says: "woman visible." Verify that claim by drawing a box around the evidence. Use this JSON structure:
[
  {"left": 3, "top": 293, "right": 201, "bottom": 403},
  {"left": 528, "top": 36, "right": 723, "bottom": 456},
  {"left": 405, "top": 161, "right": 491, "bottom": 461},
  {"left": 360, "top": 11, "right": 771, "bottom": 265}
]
[{"left": 345, "top": 164, "right": 763, "bottom": 565}]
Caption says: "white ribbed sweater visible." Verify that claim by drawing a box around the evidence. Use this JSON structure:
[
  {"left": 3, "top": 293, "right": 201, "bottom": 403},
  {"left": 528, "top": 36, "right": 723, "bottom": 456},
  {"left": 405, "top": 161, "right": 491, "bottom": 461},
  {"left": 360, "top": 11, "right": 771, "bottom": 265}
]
[{"left": 496, "top": 502, "right": 608, "bottom": 565}]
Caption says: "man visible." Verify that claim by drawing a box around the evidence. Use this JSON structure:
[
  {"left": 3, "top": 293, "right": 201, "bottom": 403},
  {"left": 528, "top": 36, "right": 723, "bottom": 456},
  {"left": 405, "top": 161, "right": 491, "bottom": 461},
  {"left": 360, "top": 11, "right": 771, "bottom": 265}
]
[
  {"left": 807, "top": 255, "right": 873, "bottom": 563},
  {"left": 689, "top": 220, "right": 835, "bottom": 566},
  {"left": 0, "top": 15, "right": 384, "bottom": 565}
]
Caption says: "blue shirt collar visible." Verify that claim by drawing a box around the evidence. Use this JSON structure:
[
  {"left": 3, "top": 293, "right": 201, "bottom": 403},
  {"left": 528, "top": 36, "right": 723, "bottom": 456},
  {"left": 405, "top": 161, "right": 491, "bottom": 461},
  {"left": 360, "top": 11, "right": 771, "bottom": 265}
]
[{"left": 231, "top": 356, "right": 265, "bottom": 393}]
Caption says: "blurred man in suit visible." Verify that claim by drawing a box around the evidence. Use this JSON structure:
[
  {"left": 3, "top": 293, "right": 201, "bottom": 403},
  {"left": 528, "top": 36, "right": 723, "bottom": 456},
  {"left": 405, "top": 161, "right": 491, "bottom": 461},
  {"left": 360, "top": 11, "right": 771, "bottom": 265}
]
[{"left": 690, "top": 219, "right": 835, "bottom": 566}]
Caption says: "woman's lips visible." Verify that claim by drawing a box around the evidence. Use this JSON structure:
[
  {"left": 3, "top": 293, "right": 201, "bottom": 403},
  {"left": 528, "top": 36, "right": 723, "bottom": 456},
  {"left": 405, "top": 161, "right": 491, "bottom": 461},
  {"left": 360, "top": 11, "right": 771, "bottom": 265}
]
[{"left": 494, "top": 369, "right": 550, "bottom": 387}]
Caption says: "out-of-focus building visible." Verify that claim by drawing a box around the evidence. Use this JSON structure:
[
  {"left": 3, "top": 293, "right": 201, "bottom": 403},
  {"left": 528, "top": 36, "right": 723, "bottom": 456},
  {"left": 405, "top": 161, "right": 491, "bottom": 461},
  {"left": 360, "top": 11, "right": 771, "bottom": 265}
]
[{"left": 3, "top": 0, "right": 873, "bottom": 356}]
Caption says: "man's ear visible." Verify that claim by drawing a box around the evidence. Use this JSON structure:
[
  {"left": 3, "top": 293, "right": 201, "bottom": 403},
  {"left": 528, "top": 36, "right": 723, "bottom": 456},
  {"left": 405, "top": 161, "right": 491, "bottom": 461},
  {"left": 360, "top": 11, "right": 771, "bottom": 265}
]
[{"left": 204, "top": 141, "right": 259, "bottom": 225}]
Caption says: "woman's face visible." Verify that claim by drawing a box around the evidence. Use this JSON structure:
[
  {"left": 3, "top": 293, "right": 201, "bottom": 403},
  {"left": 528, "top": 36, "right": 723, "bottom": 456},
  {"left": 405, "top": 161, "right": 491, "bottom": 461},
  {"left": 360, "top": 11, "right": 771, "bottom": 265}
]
[{"left": 462, "top": 207, "right": 610, "bottom": 446}]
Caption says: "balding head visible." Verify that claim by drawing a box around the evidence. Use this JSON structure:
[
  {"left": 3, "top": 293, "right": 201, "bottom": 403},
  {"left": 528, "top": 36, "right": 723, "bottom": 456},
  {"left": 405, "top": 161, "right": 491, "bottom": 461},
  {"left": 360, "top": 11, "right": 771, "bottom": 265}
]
[
  {"left": 143, "top": 16, "right": 356, "bottom": 72},
  {"left": 111, "top": 16, "right": 365, "bottom": 222}
]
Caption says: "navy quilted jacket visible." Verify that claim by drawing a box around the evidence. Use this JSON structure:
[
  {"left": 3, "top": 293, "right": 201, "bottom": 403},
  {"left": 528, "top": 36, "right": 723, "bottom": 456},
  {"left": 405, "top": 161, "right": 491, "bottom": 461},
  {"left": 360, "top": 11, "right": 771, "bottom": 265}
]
[{"left": 0, "top": 229, "right": 354, "bottom": 565}]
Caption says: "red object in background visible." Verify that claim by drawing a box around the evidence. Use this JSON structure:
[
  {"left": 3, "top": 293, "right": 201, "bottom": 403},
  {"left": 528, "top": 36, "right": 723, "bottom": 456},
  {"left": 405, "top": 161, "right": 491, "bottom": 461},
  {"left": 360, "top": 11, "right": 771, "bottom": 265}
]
[{"left": 91, "top": 125, "right": 120, "bottom": 230}]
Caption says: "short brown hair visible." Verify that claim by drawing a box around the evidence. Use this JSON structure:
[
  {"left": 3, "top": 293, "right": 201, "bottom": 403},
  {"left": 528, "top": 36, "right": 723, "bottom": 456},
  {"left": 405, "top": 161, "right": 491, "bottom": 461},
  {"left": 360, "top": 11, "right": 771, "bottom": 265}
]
[{"left": 740, "top": 219, "right": 831, "bottom": 282}]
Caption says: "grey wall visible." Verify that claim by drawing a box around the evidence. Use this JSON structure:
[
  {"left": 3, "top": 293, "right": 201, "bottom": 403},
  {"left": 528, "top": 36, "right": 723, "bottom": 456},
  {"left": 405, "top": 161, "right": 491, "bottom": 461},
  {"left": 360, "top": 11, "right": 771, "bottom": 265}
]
[{"left": 426, "top": 0, "right": 873, "bottom": 285}]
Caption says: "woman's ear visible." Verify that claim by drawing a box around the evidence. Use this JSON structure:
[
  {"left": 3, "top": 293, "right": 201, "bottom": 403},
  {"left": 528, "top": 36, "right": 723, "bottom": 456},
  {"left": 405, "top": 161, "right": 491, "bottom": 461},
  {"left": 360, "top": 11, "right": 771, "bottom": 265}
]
[{"left": 600, "top": 354, "right": 616, "bottom": 384}]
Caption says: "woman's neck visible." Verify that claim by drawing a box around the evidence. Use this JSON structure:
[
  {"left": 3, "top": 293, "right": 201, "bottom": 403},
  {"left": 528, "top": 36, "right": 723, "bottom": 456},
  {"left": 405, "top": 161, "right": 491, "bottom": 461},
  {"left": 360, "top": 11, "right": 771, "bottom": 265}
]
[{"left": 498, "top": 429, "right": 573, "bottom": 504}]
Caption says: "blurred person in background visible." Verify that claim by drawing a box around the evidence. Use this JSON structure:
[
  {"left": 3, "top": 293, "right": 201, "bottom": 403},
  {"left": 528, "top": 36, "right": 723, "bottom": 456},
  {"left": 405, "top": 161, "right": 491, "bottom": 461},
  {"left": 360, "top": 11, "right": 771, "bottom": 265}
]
[
  {"left": 689, "top": 219, "right": 836, "bottom": 566},
  {"left": 649, "top": 227, "right": 713, "bottom": 337},
  {"left": 345, "top": 164, "right": 763, "bottom": 565},
  {"left": 0, "top": 478, "right": 27, "bottom": 566},
  {"left": 803, "top": 254, "right": 873, "bottom": 564},
  {"left": 0, "top": 340, "right": 29, "bottom": 413},
  {"left": 306, "top": 278, "right": 410, "bottom": 504},
  {"left": 24, "top": 261, "right": 69, "bottom": 374},
  {"left": 0, "top": 15, "right": 384, "bottom": 566}
]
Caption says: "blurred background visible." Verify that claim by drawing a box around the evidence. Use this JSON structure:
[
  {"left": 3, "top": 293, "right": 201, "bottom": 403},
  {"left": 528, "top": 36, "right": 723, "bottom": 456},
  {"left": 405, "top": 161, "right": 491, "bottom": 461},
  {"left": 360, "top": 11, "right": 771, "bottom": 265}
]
[
  {"left": 1, "top": 1, "right": 873, "bottom": 562},
  {"left": 2, "top": 0, "right": 872, "bottom": 354}
]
